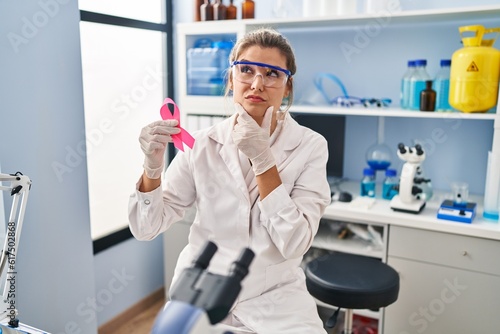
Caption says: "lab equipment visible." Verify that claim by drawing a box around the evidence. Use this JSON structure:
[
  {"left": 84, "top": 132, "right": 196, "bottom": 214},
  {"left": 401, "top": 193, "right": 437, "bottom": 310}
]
[
  {"left": 194, "top": 0, "right": 204, "bottom": 21},
  {"left": 420, "top": 80, "right": 436, "bottom": 111},
  {"left": 408, "top": 59, "right": 431, "bottom": 110},
  {"left": 360, "top": 168, "right": 376, "bottom": 198},
  {"left": 366, "top": 116, "right": 392, "bottom": 171},
  {"left": 213, "top": 0, "right": 226, "bottom": 20},
  {"left": 187, "top": 39, "right": 233, "bottom": 96},
  {"left": 0, "top": 172, "right": 31, "bottom": 326},
  {"left": 435, "top": 59, "right": 453, "bottom": 111},
  {"left": 483, "top": 151, "right": 500, "bottom": 220},
  {"left": 390, "top": 143, "right": 428, "bottom": 213},
  {"left": 366, "top": 142, "right": 392, "bottom": 170},
  {"left": 382, "top": 168, "right": 399, "bottom": 200},
  {"left": 226, "top": 0, "right": 237, "bottom": 19},
  {"left": 241, "top": 0, "right": 255, "bottom": 19},
  {"left": 437, "top": 182, "right": 477, "bottom": 223},
  {"left": 400, "top": 60, "right": 415, "bottom": 109},
  {"left": 151, "top": 241, "right": 255, "bottom": 334},
  {"left": 200, "top": 0, "right": 214, "bottom": 21},
  {"left": 449, "top": 25, "right": 500, "bottom": 113}
]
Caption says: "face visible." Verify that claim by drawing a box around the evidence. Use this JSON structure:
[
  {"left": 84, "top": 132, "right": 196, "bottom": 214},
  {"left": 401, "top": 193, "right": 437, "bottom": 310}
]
[{"left": 231, "top": 46, "right": 290, "bottom": 125}]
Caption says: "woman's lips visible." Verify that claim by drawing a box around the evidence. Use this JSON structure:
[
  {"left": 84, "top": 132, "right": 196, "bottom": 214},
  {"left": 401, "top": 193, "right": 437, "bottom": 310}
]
[{"left": 246, "top": 95, "right": 265, "bottom": 102}]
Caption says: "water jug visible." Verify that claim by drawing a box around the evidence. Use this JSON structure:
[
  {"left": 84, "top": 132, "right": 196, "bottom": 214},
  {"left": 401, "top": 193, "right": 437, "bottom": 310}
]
[{"left": 449, "top": 25, "right": 500, "bottom": 113}]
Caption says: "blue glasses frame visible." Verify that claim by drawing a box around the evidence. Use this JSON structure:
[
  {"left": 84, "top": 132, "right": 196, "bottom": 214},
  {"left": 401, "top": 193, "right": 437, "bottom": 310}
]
[{"left": 230, "top": 61, "right": 292, "bottom": 77}]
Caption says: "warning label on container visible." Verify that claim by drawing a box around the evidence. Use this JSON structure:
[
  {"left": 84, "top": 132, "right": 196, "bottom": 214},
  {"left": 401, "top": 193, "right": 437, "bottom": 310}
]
[{"left": 467, "top": 61, "right": 479, "bottom": 72}]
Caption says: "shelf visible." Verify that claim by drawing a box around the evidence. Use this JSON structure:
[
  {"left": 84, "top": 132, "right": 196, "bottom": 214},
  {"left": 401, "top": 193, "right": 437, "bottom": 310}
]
[
  {"left": 179, "top": 97, "right": 497, "bottom": 120},
  {"left": 312, "top": 222, "right": 384, "bottom": 259},
  {"left": 290, "top": 105, "right": 497, "bottom": 119},
  {"left": 178, "top": 5, "right": 500, "bottom": 33}
]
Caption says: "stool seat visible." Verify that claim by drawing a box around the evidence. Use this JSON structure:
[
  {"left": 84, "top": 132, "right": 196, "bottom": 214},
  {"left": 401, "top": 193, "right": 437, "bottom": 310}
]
[{"left": 305, "top": 252, "right": 399, "bottom": 310}]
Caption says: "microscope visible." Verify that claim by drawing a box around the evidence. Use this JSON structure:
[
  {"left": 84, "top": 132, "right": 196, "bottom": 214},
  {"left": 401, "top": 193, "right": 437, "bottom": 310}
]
[
  {"left": 390, "top": 143, "right": 430, "bottom": 214},
  {"left": 151, "top": 241, "right": 255, "bottom": 334}
]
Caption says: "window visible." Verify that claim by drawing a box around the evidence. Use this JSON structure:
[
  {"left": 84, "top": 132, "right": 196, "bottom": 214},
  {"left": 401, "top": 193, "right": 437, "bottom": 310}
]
[{"left": 79, "top": 1, "right": 173, "bottom": 253}]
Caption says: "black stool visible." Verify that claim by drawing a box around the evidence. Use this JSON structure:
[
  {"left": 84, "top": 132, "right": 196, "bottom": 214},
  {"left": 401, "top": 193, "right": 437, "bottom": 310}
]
[{"left": 305, "top": 252, "right": 399, "bottom": 334}]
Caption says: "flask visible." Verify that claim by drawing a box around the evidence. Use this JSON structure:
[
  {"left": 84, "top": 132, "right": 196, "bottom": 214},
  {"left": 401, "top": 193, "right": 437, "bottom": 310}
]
[
  {"left": 213, "top": 0, "right": 227, "bottom": 20},
  {"left": 400, "top": 60, "right": 415, "bottom": 109},
  {"left": 241, "top": 0, "right": 255, "bottom": 19},
  {"left": 435, "top": 59, "right": 453, "bottom": 112},
  {"left": 194, "top": 0, "right": 204, "bottom": 21},
  {"left": 200, "top": 0, "right": 214, "bottom": 21},
  {"left": 382, "top": 168, "right": 399, "bottom": 200},
  {"left": 226, "top": 0, "right": 237, "bottom": 19},
  {"left": 360, "top": 168, "right": 376, "bottom": 198},
  {"left": 408, "top": 59, "right": 431, "bottom": 110},
  {"left": 420, "top": 80, "right": 436, "bottom": 111}
]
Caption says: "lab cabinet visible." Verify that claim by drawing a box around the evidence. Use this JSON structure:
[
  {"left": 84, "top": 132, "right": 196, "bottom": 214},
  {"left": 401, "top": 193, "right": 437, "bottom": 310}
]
[{"left": 385, "top": 226, "right": 500, "bottom": 333}]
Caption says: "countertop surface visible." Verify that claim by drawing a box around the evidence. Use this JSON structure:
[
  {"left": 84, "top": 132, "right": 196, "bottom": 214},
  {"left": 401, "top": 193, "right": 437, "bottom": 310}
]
[{"left": 325, "top": 180, "right": 500, "bottom": 241}]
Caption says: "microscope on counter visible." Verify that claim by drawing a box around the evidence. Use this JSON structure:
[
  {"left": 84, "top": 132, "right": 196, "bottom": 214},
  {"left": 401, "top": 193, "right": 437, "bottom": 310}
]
[{"left": 390, "top": 143, "right": 431, "bottom": 214}]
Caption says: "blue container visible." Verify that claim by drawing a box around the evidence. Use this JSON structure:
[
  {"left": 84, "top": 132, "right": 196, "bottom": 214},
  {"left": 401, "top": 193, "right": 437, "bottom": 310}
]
[
  {"left": 187, "top": 40, "right": 233, "bottom": 96},
  {"left": 360, "top": 167, "right": 376, "bottom": 198}
]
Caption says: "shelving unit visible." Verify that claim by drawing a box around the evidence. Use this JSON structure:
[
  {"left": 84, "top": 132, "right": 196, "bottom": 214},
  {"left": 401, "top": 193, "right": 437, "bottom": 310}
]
[{"left": 174, "top": 5, "right": 500, "bottom": 333}]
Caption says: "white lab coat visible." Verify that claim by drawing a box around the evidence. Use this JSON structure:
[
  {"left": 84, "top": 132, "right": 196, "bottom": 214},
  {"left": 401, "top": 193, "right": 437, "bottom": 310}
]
[{"left": 129, "top": 112, "right": 331, "bottom": 334}]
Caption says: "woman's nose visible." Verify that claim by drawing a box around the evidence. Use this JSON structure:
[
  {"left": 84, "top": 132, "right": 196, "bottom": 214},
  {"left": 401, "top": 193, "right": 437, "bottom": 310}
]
[{"left": 251, "top": 73, "right": 265, "bottom": 90}]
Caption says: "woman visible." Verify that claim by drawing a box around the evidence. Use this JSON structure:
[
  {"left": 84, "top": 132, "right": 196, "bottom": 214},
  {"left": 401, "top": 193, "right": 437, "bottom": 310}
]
[{"left": 129, "top": 28, "right": 331, "bottom": 333}]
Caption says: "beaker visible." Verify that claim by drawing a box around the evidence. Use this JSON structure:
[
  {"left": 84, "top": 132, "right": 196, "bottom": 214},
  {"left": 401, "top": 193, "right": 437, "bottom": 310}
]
[{"left": 451, "top": 181, "right": 469, "bottom": 205}]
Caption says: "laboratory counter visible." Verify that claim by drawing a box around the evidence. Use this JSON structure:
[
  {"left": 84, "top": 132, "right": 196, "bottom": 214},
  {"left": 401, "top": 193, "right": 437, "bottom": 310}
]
[{"left": 324, "top": 180, "right": 500, "bottom": 241}]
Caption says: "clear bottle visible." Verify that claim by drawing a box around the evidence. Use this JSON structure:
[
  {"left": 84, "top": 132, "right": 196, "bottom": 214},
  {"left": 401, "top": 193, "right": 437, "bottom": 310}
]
[
  {"left": 420, "top": 80, "right": 436, "bottom": 112},
  {"left": 382, "top": 168, "right": 399, "bottom": 200},
  {"left": 226, "top": 0, "right": 237, "bottom": 19},
  {"left": 213, "top": 0, "right": 227, "bottom": 20},
  {"left": 360, "top": 167, "right": 376, "bottom": 198},
  {"left": 400, "top": 60, "right": 415, "bottom": 109},
  {"left": 408, "top": 59, "right": 431, "bottom": 110},
  {"left": 241, "top": 0, "right": 255, "bottom": 19},
  {"left": 435, "top": 59, "right": 453, "bottom": 112}
]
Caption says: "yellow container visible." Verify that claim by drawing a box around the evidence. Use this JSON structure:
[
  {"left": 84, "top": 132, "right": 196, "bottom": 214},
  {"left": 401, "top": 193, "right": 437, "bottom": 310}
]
[{"left": 449, "top": 25, "right": 500, "bottom": 113}]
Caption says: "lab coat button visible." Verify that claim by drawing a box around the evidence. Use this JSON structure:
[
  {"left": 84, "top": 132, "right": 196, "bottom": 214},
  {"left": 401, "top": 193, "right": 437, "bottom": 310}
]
[{"left": 144, "top": 199, "right": 151, "bottom": 205}]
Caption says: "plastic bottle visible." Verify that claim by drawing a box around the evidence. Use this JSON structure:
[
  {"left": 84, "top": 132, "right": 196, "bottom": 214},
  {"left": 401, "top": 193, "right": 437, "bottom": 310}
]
[
  {"left": 408, "top": 59, "right": 431, "bottom": 110},
  {"left": 360, "top": 168, "right": 376, "bottom": 198},
  {"left": 200, "top": 0, "right": 214, "bottom": 21},
  {"left": 382, "top": 168, "right": 399, "bottom": 200},
  {"left": 226, "top": 0, "right": 237, "bottom": 19},
  {"left": 400, "top": 60, "right": 415, "bottom": 109},
  {"left": 242, "top": 0, "right": 255, "bottom": 19},
  {"left": 420, "top": 80, "right": 436, "bottom": 111},
  {"left": 435, "top": 59, "right": 452, "bottom": 112}
]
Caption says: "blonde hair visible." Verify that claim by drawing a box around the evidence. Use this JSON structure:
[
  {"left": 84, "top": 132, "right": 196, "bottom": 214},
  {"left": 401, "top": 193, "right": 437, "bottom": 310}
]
[{"left": 224, "top": 28, "right": 296, "bottom": 112}]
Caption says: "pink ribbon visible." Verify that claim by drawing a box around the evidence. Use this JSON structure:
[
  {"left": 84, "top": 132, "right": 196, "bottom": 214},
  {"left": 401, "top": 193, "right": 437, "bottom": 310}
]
[{"left": 160, "top": 98, "right": 195, "bottom": 152}]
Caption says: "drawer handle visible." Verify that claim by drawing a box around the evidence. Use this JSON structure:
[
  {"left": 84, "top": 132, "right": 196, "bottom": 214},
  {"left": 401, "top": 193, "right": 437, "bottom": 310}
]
[{"left": 462, "top": 250, "right": 468, "bottom": 256}]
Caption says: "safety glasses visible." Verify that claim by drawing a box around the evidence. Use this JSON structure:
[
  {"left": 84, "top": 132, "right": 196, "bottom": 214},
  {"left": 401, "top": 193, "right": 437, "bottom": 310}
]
[
  {"left": 333, "top": 96, "right": 392, "bottom": 108},
  {"left": 231, "top": 60, "right": 291, "bottom": 88}
]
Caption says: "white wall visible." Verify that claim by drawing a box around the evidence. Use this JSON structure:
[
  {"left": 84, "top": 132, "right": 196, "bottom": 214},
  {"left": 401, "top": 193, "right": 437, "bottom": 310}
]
[
  {"left": 0, "top": 0, "right": 97, "bottom": 332},
  {"left": 0, "top": 0, "right": 165, "bottom": 331}
]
